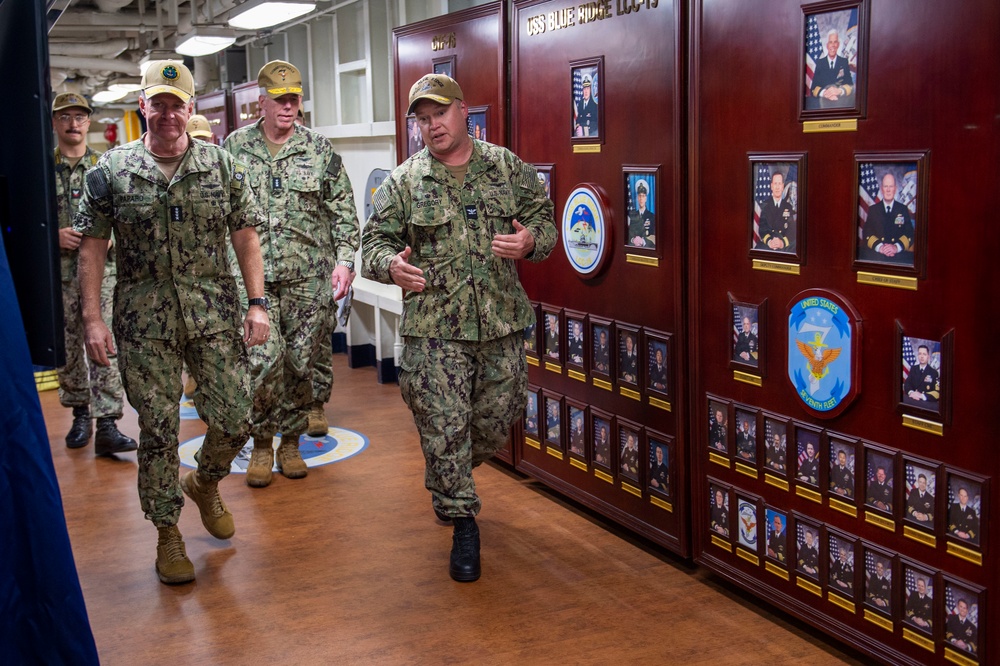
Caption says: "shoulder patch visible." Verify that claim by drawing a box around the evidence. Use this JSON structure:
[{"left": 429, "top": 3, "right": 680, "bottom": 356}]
[
  {"left": 232, "top": 165, "right": 246, "bottom": 191},
  {"left": 519, "top": 163, "right": 538, "bottom": 190},
  {"left": 86, "top": 168, "right": 111, "bottom": 201},
  {"left": 327, "top": 153, "right": 343, "bottom": 178},
  {"left": 372, "top": 184, "right": 391, "bottom": 217}
]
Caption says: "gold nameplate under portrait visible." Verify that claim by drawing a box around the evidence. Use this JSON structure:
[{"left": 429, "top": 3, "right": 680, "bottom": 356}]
[
  {"left": 863, "top": 609, "right": 893, "bottom": 632},
  {"left": 650, "top": 496, "right": 673, "bottom": 513},
  {"left": 944, "top": 647, "right": 980, "bottom": 666},
  {"left": 752, "top": 259, "right": 801, "bottom": 275},
  {"left": 625, "top": 254, "right": 659, "bottom": 267},
  {"left": 902, "top": 414, "right": 944, "bottom": 436},
  {"left": 765, "top": 562, "right": 789, "bottom": 580},
  {"left": 902, "top": 628, "right": 935, "bottom": 654},
  {"left": 765, "top": 474, "right": 789, "bottom": 491},
  {"left": 592, "top": 377, "right": 612, "bottom": 391},
  {"left": 567, "top": 369, "right": 586, "bottom": 382},
  {"left": 545, "top": 361, "right": 563, "bottom": 374},
  {"left": 527, "top": 356, "right": 540, "bottom": 367},
  {"left": 710, "top": 534, "right": 732, "bottom": 552},
  {"left": 903, "top": 525, "right": 936, "bottom": 548},
  {"left": 864, "top": 511, "right": 896, "bottom": 532},
  {"left": 621, "top": 482, "right": 641, "bottom": 498},
  {"left": 733, "top": 371, "right": 762, "bottom": 386},
  {"left": 569, "top": 457, "right": 588, "bottom": 471},
  {"left": 946, "top": 542, "right": 983, "bottom": 566},
  {"left": 796, "top": 486, "right": 822, "bottom": 504},
  {"left": 856, "top": 271, "right": 918, "bottom": 291},
  {"left": 709, "top": 452, "right": 730, "bottom": 469},
  {"left": 828, "top": 592, "right": 855, "bottom": 614},
  {"left": 802, "top": 119, "right": 858, "bottom": 133},
  {"left": 594, "top": 469, "right": 614, "bottom": 484},
  {"left": 796, "top": 578, "right": 822, "bottom": 597},
  {"left": 525, "top": 437, "right": 541, "bottom": 450},
  {"left": 619, "top": 386, "right": 641, "bottom": 401},
  {"left": 829, "top": 497, "right": 857, "bottom": 517},
  {"left": 648, "top": 396, "right": 672, "bottom": 412},
  {"left": 546, "top": 446, "right": 564, "bottom": 460},
  {"left": 735, "top": 462, "right": 758, "bottom": 479},
  {"left": 573, "top": 144, "right": 602, "bottom": 154},
  {"left": 736, "top": 548, "right": 759, "bottom": 566}
]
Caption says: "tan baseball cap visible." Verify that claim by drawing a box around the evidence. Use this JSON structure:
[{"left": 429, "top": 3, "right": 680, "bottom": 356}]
[
  {"left": 407, "top": 73, "right": 464, "bottom": 114},
  {"left": 52, "top": 92, "right": 92, "bottom": 115},
  {"left": 141, "top": 61, "right": 194, "bottom": 102},
  {"left": 186, "top": 114, "right": 213, "bottom": 138},
  {"left": 258, "top": 60, "right": 303, "bottom": 98}
]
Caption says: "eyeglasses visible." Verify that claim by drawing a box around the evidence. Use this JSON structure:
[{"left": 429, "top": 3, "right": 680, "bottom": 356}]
[{"left": 57, "top": 114, "right": 90, "bottom": 125}]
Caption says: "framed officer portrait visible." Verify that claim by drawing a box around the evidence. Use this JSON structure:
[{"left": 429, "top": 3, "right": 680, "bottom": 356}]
[
  {"left": 895, "top": 322, "right": 954, "bottom": 424},
  {"left": 647, "top": 429, "right": 672, "bottom": 499},
  {"left": 617, "top": 418, "right": 642, "bottom": 485},
  {"left": 432, "top": 55, "right": 455, "bottom": 79},
  {"left": 466, "top": 105, "right": 488, "bottom": 142},
  {"left": 566, "top": 399, "right": 588, "bottom": 460},
  {"left": 864, "top": 444, "right": 895, "bottom": 517},
  {"left": 564, "top": 309, "right": 587, "bottom": 372},
  {"left": 733, "top": 406, "right": 758, "bottom": 467},
  {"left": 794, "top": 422, "right": 822, "bottom": 489},
  {"left": 570, "top": 57, "right": 603, "bottom": 143},
  {"left": 533, "top": 163, "right": 554, "bottom": 203},
  {"left": 943, "top": 576, "right": 983, "bottom": 662},
  {"left": 542, "top": 391, "right": 563, "bottom": 451},
  {"left": 903, "top": 456, "right": 938, "bottom": 534},
  {"left": 729, "top": 296, "right": 764, "bottom": 373},
  {"left": 643, "top": 328, "right": 671, "bottom": 400},
  {"left": 590, "top": 408, "right": 614, "bottom": 472},
  {"left": 901, "top": 560, "right": 935, "bottom": 637},
  {"left": 826, "top": 529, "right": 858, "bottom": 600},
  {"left": 708, "top": 479, "right": 731, "bottom": 540},
  {"left": 827, "top": 433, "right": 857, "bottom": 502},
  {"left": 748, "top": 154, "right": 806, "bottom": 264},
  {"left": 541, "top": 304, "right": 562, "bottom": 364},
  {"left": 623, "top": 166, "right": 659, "bottom": 256},
  {"left": 707, "top": 396, "right": 730, "bottom": 457},
  {"left": 762, "top": 414, "right": 789, "bottom": 478},
  {"left": 794, "top": 514, "right": 821, "bottom": 581},
  {"left": 523, "top": 385, "right": 541, "bottom": 442},
  {"left": 862, "top": 544, "right": 894, "bottom": 618},
  {"left": 799, "top": 0, "right": 870, "bottom": 120},
  {"left": 524, "top": 301, "right": 539, "bottom": 361},
  {"left": 589, "top": 317, "right": 613, "bottom": 382},
  {"left": 405, "top": 115, "right": 424, "bottom": 158},
  {"left": 946, "top": 470, "right": 985, "bottom": 550},
  {"left": 736, "top": 492, "right": 761, "bottom": 554},
  {"left": 853, "top": 152, "right": 929, "bottom": 278},
  {"left": 616, "top": 323, "right": 640, "bottom": 388},
  {"left": 764, "top": 507, "right": 789, "bottom": 567}
]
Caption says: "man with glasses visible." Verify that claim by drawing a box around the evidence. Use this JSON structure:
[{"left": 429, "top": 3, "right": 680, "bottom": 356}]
[{"left": 52, "top": 93, "right": 136, "bottom": 456}]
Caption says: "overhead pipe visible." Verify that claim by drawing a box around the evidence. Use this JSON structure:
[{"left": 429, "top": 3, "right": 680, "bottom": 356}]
[
  {"left": 49, "top": 38, "right": 132, "bottom": 57},
  {"left": 49, "top": 55, "right": 139, "bottom": 75}
]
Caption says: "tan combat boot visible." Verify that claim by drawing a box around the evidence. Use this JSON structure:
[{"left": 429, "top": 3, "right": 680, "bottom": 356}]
[
  {"left": 276, "top": 435, "right": 308, "bottom": 479},
  {"left": 180, "top": 470, "right": 235, "bottom": 539},
  {"left": 156, "top": 525, "right": 195, "bottom": 584},
  {"left": 306, "top": 401, "right": 329, "bottom": 437},
  {"left": 245, "top": 437, "right": 274, "bottom": 488}
]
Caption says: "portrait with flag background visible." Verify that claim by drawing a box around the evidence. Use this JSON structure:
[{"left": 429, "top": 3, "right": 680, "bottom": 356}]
[
  {"left": 854, "top": 153, "right": 927, "bottom": 274},
  {"left": 802, "top": 1, "right": 867, "bottom": 116},
  {"left": 749, "top": 156, "right": 803, "bottom": 260},
  {"left": 902, "top": 562, "right": 935, "bottom": 635}
]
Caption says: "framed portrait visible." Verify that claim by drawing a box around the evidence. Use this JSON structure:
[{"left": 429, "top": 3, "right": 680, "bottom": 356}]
[
  {"left": 404, "top": 115, "right": 424, "bottom": 158},
  {"left": 748, "top": 154, "right": 806, "bottom": 262},
  {"left": 729, "top": 295, "right": 764, "bottom": 373},
  {"left": 541, "top": 304, "right": 562, "bottom": 364},
  {"left": 736, "top": 492, "right": 761, "bottom": 553},
  {"left": 896, "top": 323, "right": 954, "bottom": 424},
  {"left": 903, "top": 456, "right": 938, "bottom": 533},
  {"left": 432, "top": 55, "right": 455, "bottom": 79},
  {"left": 590, "top": 408, "right": 614, "bottom": 471},
  {"left": 570, "top": 57, "right": 603, "bottom": 143},
  {"left": 533, "top": 163, "right": 554, "bottom": 203},
  {"left": 762, "top": 413, "right": 789, "bottom": 478},
  {"left": 566, "top": 399, "right": 588, "bottom": 460},
  {"left": 864, "top": 444, "right": 895, "bottom": 516},
  {"left": 943, "top": 576, "right": 983, "bottom": 661},
  {"left": 564, "top": 309, "right": 587, "bottom": 371},
  {"left": 589, "top": 317, "right": 613, "bottom": 381},
  {"left": 827, "top": 433, "right": 857, "bottom": 502},
  {"left": 794, "top": 514, "right": 821, "bottom": 580},
  {"left": 616, "top": 323, "right": 640, "bottom": 388},
  {"left": 793, "top": 422, "right": 822, "bottom": 488},
  {"left": 902, "top": 560, "right": 935, "bottom": 636},
  {"left": 707, "top": 396, "right": 731, "bottom": 456},
  {"left": 863, "top": 544, "right": 894, "bottom": 617},
  {"left": 524, "top": 301, "right": 540, "bottom": 359},
  {"left": 643, "top": 328, "right": 671, "bottom": 399},
  {"left": 708, "top": 479, "right": 731, "bottom": 540},
  {"left": 523, "top": 385, "right": 541, "bottom": 441},
  {"left": 826, "top": 529, "right": 857, "bottom": 599},
  {"left": 623, "top": 165, "right": 660, "bottom": 255},
  {"left": 647, "top": 429, "right": 672, "bottom": 499},
  {"left": 946, "top": 470, "right": 985, "bottom": 549},
  {"left": 466, "top": 105, "right": 488, "bottom": 142},
  {"left": 542, "top": 391, "right": 563, "bottom": 451},
  {"left": 733, "top": 406, "right": 758, "bottom": 467},
  {"left": 764, "top": 506, "right": 789, "bottom": 567},
  {"left": 799, "top": 0, "right": 869, "bottom": 120},
  {"left": 853, "top": 152, "right": 929, "bottom": 277},
  {"left": 617, "top": 418, "right": 642, "bottom": 485}
]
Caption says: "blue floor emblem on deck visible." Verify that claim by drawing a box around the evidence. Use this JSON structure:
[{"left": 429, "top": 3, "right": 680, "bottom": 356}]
[{"left": 179, "top": 428, "right": 368, "bottom": 472}]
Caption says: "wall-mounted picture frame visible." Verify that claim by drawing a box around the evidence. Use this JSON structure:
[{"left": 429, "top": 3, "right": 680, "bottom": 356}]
[
  {"left": 827, "top": 433, "right": 857, "bottom": 502},
  {"left": 729, "top": 295, "right": 765, "bottom": 373},
  {"left": 617, "top": 418, "right": 642, "bottom": 485},
  {"left": 862, "top": 543, "right": 894, "bottom": 617},
  {"left": 541, "top": 304, "right": 563, "bottom": 364},
  {"left": 736, "top": 492, "right": 761, "bottom": 554},
  {"left": 794, "top": 422, "right": 822, "bottom": 488},
  {"left": 432, "top": 55, "right": 455, "bottom": 79},
  {"left": 564, "top": 309, "right": 587, "bottom": 372},
  {"left": 895, "top": 322, "right": 954, "bottom": 424},
  {"left": 466, "top": 105, "right": 488, "bottom": 142},
  {"left": 827, "top": 529, "right": 858, "bottom": 599},
  {"left": 762, "top": 413, "right": 789, "bottom": 478},
  {"left": 946, "top": 470, "right": 985, "bottom": 550},
  {"left": 570, "top": 57, "right": 604, "bottom": 143},
  {"left": 623, "top": 165, "right": 660, "bottom": 254},
  {"left": 642, "top": 327, "right": 671, "bottom": 399},
  {"left": 853, "top": 151, "right": 929, "bottom": 278},
  {"left": 764, "top": 506, "right": 789, "bottom": 567},
  {"left": 901, "top": 559, "right": 935, "bottom": 637},
  {"left": 590, "top": 408, "right": 614, "bottom": 472},
  {"left": 647, "top": 429, "right": 672, "bottom": 499},
  {"left": 589, "top": 317, "right": 613, "bottom": 381},
  {"left": 708, "top": 396, "right": 731, "bottom": 456},
  {"left": 542, "top": 390, "right": 563, "bottom": 451},
  {"left": 524, "top": 384, "right": 541, "bottom": 442},
  {"left": 799, "top": 0, "right": 869, "bottom": 120},
  {"left": 943, "top": 576, "right": 982, "bottom": 661},
  {"left": 864, "top": 444, "right": 895, "bottom": 517},
  {"left": 794, "top": 514, "right": 821, "bottom": 580},
  {"left": 566, "top": 398, "right": 588, "bottom": 461},
  {"left": 524, "top": 301, "right": 540, "bottom": 360},
  {"left": 709, "top": 479, "right": 731, "bottom": 540},
  {"left": 533, "top": 163, "right": 555, "bottom": 203},
  {"left": 405, "top": 114, "right": 424, "bottom": 158},
  {"left": 616, "top": 322, "right": 641, "bottom": 388},
  {"left": 903, "top": 456, "right": 938, "bottom": 534},
  {"left": 734, "top": 406, "right": 758, "bottom": 467},
  {"left": 748, "top": 154, "right": 806, "bottom": 262}
]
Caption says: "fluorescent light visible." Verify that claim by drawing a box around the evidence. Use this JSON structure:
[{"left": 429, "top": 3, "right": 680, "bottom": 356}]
[
  {"left": 108, "top": 76, "right": 142, "bottom": 93},
  {"left": 174, "top": 26, "right": 236, "bottom": 57},
  {"left": 92, "top": 89, "right": 129, "bottom": 103},
  {"left": 228, "top": 0, "right": 316, "bottom": 30}
]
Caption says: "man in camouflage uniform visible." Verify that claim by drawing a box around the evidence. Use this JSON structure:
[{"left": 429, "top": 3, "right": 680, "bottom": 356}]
[
  {"left": 75, "top": 62, "right": 270, "bottom": 585},
  {"left": 51, "top": 92, "right": 136, "bottom": 455},
  {"left": 224, "top": 60, "right": 359, "bottom": 487},
  {"left": 362, "top": 74, "right": 556, "bottom": 582}
]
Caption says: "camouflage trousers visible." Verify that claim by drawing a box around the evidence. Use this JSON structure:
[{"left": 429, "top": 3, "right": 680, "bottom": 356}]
[
  {"left": 249, "top": 276, "right": 332, "bottom": 440},
  {"left": 117, "top": 330, "right": 252, "bottom": 527},
  {"left": 399, "top": 333, "right": 526, "bottom": 518},
  {"left": 57, "top": 276, "right": 124, "bottom": 418},
  {"left": 311, "top": 299, "right": 336, "bottom": 405}
]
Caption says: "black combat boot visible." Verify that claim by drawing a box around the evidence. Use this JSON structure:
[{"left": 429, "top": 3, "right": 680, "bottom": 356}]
[
  {"left": 65, "top": 406, "right": 92, "bottom": 449},
  {"left": 94, "top": 417, "right": 138, "bottom": 456},
  {"left": 449, "top": 517, "right": 481, "bottom": 582}
]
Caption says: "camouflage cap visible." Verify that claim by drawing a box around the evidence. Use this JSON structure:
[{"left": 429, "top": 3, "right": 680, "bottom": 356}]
[
  {"left": 407, "top": 73, "right": 464, "bottom": 114},
  {"left": 258, "top": 60, "right": 303, "bottom": 98},
  {"left": 52, "top": 92, "right": 92, "bottom": 114},
  {"left": 186, "top": 114, "right": 213, "bottom": 138},
  {"left": 141, "top": 61, "right": 194, "bottom": 102}
]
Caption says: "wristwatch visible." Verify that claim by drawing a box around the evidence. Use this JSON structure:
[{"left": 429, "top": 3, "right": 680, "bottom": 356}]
[
  {"left": 248, "top": 297, "right": 270, "bottom": 310},
  {"left": 338, "top": 260, "right": 355, "bottom": 272}
]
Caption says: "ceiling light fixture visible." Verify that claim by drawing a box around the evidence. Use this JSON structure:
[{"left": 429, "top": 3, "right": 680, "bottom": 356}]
[
  {"left": 108, "top": 76, "right": 143, "bottom": 93},
  {"left": 174, "top": 26, "right": 237, "bottom": 57},
  {"left": 92, "top": 89, "right": 130, "bottom": 104},
  {"left": 228, "top": 0, "right": 316, "bottom": 30}
]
